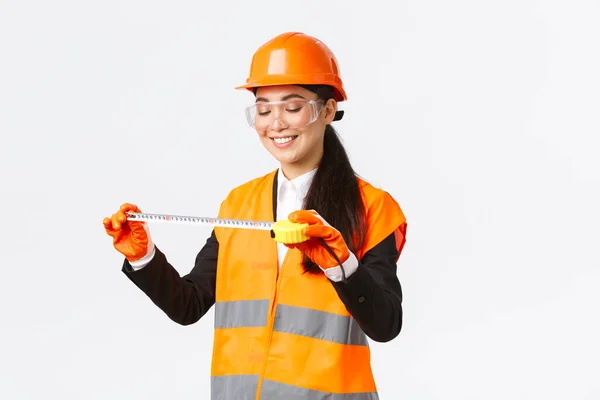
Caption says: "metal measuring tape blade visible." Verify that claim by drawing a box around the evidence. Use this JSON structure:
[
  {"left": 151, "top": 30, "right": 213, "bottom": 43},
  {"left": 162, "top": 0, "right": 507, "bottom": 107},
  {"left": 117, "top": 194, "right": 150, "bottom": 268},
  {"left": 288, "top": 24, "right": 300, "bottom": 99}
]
[{"left": 126, "top": 212, "right": 309, "bottom": 244}]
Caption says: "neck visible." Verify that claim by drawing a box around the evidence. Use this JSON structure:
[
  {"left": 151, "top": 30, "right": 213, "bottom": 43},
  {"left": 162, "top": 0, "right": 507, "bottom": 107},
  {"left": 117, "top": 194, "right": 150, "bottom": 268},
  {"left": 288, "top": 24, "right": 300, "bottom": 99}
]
[
  {"left": 280, "top": 144, "right": 323, "bottom": 180},
  {"left": 280, "top": 161, "right": 318, "bottom": 180}
]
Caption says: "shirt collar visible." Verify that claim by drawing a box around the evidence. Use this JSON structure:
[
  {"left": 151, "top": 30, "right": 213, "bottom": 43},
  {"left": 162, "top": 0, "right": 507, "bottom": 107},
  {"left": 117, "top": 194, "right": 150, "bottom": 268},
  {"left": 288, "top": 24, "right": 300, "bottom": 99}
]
[{"left": 277, "top": 167, "right": 317, "bottom": 204}]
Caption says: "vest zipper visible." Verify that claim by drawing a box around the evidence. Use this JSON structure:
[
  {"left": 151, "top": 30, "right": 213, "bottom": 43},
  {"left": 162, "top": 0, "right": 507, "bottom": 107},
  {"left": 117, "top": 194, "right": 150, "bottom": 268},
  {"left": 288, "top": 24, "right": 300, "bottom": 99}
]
[{"left": 255, "top": 250, "right": 289, "bottom": 399}]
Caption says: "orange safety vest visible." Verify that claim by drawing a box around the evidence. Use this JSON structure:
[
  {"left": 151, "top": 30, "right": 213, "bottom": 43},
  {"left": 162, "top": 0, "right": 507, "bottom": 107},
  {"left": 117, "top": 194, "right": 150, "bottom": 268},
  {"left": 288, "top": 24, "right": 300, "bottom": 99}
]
[{"left": 212, "top": 169, "right": 406, "bottom": 399}]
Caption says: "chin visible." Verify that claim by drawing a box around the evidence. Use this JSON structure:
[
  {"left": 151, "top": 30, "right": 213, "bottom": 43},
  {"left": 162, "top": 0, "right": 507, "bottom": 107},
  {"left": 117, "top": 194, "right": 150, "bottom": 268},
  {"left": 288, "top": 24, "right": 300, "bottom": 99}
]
[{"left": 271, "top": 152, "right": 299, "bottom": 165}]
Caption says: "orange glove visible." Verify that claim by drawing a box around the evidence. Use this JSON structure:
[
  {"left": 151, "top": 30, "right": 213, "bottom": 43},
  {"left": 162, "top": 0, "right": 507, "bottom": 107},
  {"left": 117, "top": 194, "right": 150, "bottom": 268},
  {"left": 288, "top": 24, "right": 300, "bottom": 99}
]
[
  {"left": 103, "top": 203, "right": 154, "bottom": 263},
  {"left": 287, "top": 210, "right": 358, "bottom": 282}
]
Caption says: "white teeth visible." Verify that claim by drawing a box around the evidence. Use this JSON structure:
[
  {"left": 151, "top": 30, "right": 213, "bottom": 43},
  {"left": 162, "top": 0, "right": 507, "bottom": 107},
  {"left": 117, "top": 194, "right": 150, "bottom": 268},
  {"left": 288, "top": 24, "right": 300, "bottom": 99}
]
[{"left": 273, "top": 136, "right": 295, "bottom": 144}]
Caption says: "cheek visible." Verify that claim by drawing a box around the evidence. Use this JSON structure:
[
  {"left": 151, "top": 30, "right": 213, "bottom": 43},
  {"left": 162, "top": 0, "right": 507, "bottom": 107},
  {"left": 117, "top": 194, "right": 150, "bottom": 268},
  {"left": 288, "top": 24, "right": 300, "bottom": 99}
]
[
  {"left": 256, "top": 129, "right": 270, "bottom": 140},
  {"left": 300, "top": 128, "right": 322, "bottom": 146}
]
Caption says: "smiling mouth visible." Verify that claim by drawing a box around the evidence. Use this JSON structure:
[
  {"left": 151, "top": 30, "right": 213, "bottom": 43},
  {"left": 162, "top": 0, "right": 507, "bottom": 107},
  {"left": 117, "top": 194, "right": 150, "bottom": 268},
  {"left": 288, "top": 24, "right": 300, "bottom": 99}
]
[{"left": 271, "top": 136, "right": 298, "bottom": 144}]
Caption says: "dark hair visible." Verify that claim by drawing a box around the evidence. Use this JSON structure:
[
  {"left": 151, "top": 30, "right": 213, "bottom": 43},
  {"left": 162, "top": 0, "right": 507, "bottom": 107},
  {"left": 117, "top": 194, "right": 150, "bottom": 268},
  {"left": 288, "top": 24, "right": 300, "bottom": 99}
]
[{"left": 298, "top": 85, "right": 367, "bottom": 274}]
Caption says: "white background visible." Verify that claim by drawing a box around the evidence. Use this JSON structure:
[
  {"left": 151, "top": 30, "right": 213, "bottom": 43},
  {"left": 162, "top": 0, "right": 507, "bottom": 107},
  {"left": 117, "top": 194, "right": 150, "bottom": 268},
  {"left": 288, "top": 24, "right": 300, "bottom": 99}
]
[{"left": 1, "top": 0, "right": 599, "bottom": 398}]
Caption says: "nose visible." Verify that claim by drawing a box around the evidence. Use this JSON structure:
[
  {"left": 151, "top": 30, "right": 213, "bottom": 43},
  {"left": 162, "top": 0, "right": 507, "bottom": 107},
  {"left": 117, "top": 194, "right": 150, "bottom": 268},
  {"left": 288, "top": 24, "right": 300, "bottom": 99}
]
[
  {"left": 270, "top": 115, "right": 287, "bottom": 132},
  {"left": 262, "top": 103, "right": 289, "bottom": 132}
]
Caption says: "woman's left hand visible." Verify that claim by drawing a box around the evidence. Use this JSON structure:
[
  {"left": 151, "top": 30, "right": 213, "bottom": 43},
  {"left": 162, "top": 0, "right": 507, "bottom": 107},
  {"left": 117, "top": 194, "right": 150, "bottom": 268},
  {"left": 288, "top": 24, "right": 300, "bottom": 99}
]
[{"left": 286, "top": 210, "right": 354, "bottom": 272}]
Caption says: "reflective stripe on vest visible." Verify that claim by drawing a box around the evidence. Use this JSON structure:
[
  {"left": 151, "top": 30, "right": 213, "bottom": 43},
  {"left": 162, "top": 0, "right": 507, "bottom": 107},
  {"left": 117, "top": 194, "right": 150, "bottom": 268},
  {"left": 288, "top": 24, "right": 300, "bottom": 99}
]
[
  {"left": 215, "top": 300, "right": 368, "bottom": 347},
  {"left": 214, "top": 299, "right": 270, "bottom": 329},
  {"left": 212, "top": 375, "right": 379, "bottom": 399},
  {"left": 211, "top": 375, "right": 259, "bottom": 400}
]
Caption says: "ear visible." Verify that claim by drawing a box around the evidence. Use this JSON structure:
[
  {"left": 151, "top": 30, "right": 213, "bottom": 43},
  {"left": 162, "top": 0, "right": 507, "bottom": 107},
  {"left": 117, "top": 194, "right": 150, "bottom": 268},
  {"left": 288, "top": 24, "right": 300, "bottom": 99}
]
[{"left": 322, "top": 98, "right": 337, "bottom": 124}]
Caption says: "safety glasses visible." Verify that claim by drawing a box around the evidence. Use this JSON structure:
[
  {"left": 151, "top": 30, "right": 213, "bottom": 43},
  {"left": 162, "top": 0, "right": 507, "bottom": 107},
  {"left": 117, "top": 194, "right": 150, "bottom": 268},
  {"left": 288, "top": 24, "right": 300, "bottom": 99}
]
[{"left": 245, "top": 99, "right": 323, "bottom": 130}]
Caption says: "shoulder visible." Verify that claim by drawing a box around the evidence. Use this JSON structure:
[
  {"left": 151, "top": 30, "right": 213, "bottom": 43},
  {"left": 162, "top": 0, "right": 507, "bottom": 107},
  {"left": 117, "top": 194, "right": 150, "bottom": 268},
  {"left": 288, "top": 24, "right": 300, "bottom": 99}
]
[
  {"left": 357, "top": 176, "right": 406, "bottom": 224},
  {"left": 356, "top": 175, "right": 407, "bottom": 255}
]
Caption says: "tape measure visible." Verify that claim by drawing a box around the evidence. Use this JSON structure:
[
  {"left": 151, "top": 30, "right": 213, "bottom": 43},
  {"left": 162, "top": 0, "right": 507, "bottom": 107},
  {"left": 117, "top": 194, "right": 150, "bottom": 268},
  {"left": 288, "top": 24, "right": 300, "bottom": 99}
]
[{"left": 126, "top": 212, "right": 309, "bottom": 244}]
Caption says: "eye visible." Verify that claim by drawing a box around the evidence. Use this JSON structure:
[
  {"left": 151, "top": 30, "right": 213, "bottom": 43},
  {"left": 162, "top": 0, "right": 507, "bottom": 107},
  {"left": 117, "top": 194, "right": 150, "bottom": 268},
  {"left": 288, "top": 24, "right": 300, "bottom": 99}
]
[
  {"left": 285, "top": 101, "right": 304, "bottom": 113},
  {"left": 256, "top": 105, "right": 271, "bottom": 116}
]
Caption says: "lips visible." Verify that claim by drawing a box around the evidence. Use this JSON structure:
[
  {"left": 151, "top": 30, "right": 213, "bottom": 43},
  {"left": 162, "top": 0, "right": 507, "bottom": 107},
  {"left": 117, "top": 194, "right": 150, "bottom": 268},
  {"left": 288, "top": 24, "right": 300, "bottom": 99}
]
[{"left": 271, "top": 136, "right": 298, "bottom": 144}]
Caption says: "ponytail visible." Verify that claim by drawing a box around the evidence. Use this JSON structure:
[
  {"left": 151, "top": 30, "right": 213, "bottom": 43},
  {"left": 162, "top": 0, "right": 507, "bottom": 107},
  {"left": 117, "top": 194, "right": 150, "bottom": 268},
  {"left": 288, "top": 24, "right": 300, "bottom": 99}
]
[{"left": 301, "top": 124, "right": 367, "bottom": 274}]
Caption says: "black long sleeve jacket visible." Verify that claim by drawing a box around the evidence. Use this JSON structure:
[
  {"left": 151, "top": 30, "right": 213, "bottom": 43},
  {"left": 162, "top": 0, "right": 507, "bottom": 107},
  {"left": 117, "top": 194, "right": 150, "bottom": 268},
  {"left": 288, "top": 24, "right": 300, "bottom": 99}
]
[{"left": 122, "top": 177, "right": 406, "bottom": 343}]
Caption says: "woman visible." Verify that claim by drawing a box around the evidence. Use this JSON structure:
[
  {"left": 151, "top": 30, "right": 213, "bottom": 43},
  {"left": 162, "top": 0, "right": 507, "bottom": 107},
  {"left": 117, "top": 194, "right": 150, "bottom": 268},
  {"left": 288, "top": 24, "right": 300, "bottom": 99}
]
[{"left": 103, "top": 32, "right": 407, "bottom": 400}]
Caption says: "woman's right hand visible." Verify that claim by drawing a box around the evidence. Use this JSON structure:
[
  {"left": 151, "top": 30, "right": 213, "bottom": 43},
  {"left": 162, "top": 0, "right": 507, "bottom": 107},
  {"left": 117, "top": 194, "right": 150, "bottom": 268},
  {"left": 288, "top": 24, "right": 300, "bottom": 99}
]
[{"left": 103, "top": 203, "right": 153, "bottom": 262}]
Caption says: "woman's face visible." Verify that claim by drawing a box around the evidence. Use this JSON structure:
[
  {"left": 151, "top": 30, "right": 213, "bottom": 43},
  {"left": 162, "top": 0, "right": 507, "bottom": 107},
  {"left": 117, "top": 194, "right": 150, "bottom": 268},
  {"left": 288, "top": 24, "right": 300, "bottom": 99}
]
[{"left": 252, "top": 85, "right": 336, "bottom": 179}]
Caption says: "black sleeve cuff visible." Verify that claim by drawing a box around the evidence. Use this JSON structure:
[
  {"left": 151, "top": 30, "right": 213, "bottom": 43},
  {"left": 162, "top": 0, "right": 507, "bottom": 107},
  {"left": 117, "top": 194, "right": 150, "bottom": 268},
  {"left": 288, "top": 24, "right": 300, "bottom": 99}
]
[{"left": 331, "top": 262, "right": 378, "bottom": 312}]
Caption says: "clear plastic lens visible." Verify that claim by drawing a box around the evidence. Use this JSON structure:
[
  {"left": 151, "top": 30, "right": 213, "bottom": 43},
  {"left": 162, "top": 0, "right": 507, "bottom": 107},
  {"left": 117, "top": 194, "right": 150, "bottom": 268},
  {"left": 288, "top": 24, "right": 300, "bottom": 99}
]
[{"left": 245, "top": 99, "right": 323, "bottom": 129}]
